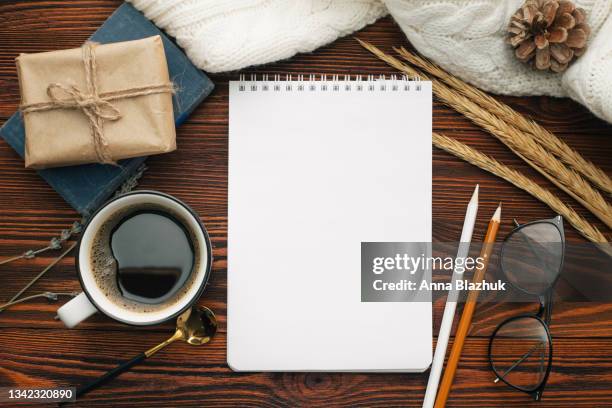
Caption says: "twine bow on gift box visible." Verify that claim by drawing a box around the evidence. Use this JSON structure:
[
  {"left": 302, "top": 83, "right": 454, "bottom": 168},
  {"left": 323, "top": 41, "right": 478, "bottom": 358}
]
[{"left": 19, "top": 42, "right": 175, "bottom": 165}]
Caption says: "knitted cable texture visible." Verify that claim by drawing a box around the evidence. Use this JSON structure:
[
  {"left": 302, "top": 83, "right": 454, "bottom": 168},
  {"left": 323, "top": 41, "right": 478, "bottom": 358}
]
[
  {"left": 128, "top": 0, "right": 387, "bottom": 73},
  {"left": 127, "top": 0, "right": 612, "bottom": 123}
]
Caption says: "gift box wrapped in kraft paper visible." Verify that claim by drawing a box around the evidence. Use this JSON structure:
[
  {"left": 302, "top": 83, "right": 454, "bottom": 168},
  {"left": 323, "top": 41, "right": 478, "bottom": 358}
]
[{"left": 16, "top": 35, "right": 176, "bottom": 169}]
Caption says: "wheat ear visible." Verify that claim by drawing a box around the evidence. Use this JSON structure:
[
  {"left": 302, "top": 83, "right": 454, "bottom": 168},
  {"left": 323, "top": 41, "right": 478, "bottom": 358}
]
[
  {"left": 432, "top": 133, "right": 610, "bottom": 252},
  {"left": 395, "top": 46, "right": 612, "bottom": 197},
  {"left": 356, "top": 39, "right": 612, "bottom": 229}
]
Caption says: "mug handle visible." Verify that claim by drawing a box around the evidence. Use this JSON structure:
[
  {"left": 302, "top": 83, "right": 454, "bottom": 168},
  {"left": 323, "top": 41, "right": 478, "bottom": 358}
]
[{"left": 57, "top": 292, "right": 98, "bottom": 328}]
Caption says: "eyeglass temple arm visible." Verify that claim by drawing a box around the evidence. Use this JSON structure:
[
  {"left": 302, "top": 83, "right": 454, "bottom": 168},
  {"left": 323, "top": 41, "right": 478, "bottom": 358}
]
[
  {"left": 493, "top": 341, "right": 546, "bottom": 383},
  {"left": 533, "top": 294, "right": 555, "bottom": 401},
  {"left": 537, "top": 291, "right": 555, "bottom": 324},
  {"left": 544, "top": 290, "right": 554, "bottom": 325},
  {"left": 535, "top": 342, "right": 547, "bottom": 400}
]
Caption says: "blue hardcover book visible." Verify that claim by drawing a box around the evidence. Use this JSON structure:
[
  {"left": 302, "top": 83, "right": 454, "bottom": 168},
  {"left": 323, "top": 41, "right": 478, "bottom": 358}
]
[{"left": 0, "top": 3, "right": 214, "bottom": 216}]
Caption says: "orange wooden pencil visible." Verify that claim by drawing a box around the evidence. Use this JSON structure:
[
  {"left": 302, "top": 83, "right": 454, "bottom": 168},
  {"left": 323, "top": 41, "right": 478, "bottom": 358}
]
[{"left": 434, "top": 203, "right": 501, "bottom": 408}]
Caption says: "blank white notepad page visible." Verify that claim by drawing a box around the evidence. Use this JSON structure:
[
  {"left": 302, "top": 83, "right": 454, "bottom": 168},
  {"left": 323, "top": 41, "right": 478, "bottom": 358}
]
[{"left": 228, "top": 78, "right": 432, "bottom": 371}]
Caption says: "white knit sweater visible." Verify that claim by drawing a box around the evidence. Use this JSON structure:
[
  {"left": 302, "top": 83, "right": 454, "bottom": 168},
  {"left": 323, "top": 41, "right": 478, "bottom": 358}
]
[{"left": 128, "top": 0, "right": 612, "bottom": 123}]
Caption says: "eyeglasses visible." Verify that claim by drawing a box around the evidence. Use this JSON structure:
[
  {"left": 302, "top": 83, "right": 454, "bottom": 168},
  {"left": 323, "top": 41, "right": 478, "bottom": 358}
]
[{"left": 488, "top": 216, "right": 565, "bottom": 401}]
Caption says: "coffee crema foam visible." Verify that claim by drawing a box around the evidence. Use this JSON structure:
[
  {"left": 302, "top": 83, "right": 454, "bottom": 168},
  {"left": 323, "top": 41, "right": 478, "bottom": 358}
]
[{"left": 90, "top": 203, "right": 203, "bottom": 314}]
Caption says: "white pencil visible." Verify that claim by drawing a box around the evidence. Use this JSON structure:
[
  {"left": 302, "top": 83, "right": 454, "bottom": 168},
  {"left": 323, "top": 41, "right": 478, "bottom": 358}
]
[{"left": 422, "top": 184, "right": 479, "bottom": 408}]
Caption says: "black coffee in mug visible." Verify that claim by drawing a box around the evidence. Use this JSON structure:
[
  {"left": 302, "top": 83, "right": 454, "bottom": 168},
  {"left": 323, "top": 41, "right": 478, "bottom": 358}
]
[
  {"left": 110, "top": 210, "right": 195, "bottom": 304},
  {"left": 57, "top": 191, "right": 211, "bottom": 328},
  {"left": 89, "top": 199, "right": 205, "bottom": 315}
]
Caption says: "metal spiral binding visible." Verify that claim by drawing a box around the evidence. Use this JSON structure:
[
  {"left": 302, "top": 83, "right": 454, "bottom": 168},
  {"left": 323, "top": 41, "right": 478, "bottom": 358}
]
[{"left": 237, "top": 74, "right": 421, "bottom": 92}]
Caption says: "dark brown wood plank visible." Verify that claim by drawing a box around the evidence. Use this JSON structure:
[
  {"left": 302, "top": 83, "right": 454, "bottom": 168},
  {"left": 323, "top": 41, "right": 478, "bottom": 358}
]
[
  {"left": 0, "top": 329, "right": 610, "bottom": 407},
  {"left": 0, "top": 1, "right": 611, "bottom": 407}
]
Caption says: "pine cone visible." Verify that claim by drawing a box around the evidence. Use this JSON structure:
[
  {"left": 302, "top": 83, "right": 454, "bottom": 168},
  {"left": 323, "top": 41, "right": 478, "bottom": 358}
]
[{"left": 508, "top": 0, "right": 590, "bottom": 73}]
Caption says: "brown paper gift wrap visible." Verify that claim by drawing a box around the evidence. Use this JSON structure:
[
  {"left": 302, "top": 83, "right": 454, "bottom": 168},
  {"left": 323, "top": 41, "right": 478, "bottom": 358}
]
[{"left": 16, "top": 35, "right": 176, "bottom": 169}]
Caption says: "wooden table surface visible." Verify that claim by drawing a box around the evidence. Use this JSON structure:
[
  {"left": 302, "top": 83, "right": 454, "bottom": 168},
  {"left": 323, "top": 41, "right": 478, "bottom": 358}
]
[{"left": 0, "top": 1, "right": 611, "bottom": 407}]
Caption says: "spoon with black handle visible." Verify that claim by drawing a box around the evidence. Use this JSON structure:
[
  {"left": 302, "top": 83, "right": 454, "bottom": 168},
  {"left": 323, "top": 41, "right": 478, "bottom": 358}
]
[{"left": 74, "top": 305, "right": 217, "bottom": 400}]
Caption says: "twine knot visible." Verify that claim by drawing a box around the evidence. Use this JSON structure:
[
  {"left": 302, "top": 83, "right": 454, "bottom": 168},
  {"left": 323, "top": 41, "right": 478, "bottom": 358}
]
[
  {"left": 47, "top": 83, "right": 121, "bottom": 119},
  {"left": 20, "top": 42, "right": 174, "bottom": 165}
]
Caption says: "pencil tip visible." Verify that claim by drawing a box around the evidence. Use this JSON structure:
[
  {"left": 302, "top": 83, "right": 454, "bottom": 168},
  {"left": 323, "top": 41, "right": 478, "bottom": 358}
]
[
  {"left": 492, "top": 203, "right": 502, "bottom": 222},
  {"left": 470, "top": 184, "right": 479, "bottom": 203}
]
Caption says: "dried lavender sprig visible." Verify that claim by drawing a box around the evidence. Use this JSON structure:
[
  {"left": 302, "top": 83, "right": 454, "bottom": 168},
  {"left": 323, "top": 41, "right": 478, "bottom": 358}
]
[
  {"left": 114, "top": 163, "right": 148, "bottom": 197},
  {"left": 2, "top": 243, "right": 78, "bottom": 310},
  {"left": 0, "top": 220, "right": 83, "bottom": 265},
  {"left": 0, "top": 291, "right": 80, "bottom": 312}
]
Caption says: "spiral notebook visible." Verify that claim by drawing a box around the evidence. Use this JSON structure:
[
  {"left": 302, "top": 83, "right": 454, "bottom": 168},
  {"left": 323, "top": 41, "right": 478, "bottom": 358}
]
[{"left": 228, "top": 75, "right": 432, "bottom": 371}]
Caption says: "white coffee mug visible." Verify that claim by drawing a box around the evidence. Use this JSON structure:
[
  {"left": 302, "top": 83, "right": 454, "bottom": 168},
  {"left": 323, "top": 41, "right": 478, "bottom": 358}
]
[{"left": 57, "top": 191, "right": 212, "bottom": 328}]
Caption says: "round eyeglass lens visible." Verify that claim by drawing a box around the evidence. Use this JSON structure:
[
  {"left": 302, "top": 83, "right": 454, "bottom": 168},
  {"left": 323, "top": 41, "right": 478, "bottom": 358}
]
[
  {"left": 490, "top": 316, "right": 551, "bottom": 391},
  {"left": 501, "top": 222, "right": 563, "bottom": 295}
]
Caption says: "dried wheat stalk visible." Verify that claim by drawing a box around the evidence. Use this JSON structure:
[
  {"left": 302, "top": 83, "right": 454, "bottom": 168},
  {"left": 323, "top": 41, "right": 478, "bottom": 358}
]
[
  {"left": 395, "top": 46, "right": 612, "bottom": 197},
  {"left": 356, "top": 39, "right": 612, "bottom": 229},
  {"left": 432, "top": 133, "right": 609, "bottom": 250}
]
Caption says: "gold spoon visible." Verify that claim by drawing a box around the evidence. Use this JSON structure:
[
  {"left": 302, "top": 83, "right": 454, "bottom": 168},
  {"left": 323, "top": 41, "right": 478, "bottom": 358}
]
[{"left": 75, "top": 306, "right": 217, "bottom": 400}]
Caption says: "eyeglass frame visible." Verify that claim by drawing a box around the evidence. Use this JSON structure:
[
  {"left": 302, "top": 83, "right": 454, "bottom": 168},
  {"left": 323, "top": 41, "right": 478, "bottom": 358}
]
[{"left": 487, "top": 215, "right": 565, "bottom": 401}]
